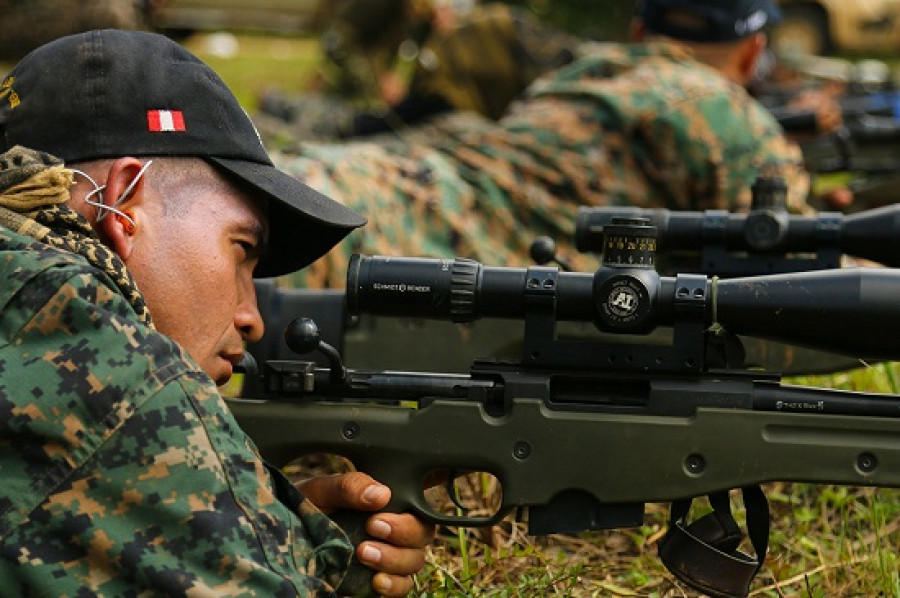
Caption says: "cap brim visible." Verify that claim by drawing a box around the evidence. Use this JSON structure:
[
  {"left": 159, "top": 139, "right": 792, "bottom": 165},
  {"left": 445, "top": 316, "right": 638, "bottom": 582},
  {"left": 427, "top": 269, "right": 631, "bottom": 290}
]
[{"left": 207, "top": 156, "right": 366, "bottom": 278}]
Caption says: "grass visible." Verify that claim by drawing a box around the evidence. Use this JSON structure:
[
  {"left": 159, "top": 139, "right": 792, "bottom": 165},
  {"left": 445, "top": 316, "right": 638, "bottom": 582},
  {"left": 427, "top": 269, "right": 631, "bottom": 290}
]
[
  {"left": 182, "top": 33, "right": 323, "bottom": 111},
  {"left": 412, "top": 488, "right": 898, "bottom": 597}
]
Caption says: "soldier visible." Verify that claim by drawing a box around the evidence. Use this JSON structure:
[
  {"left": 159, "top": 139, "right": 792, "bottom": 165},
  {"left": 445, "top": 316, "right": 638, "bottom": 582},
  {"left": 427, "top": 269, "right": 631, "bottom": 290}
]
[
  {"left": 258, "top": 1, "right": 578, "bottom": 141},
  {"left": 0, "top": 29, "right": 432, "bottom": 596},
  {"left": 313, "top": 0, "right": 418, "bottom": 105},
  {"left": 256, "top": 0, "right": 424, "bottom": 143},
  {"left": 272, "top": 0, "right": 816, "bottom": 289},
  {"left": 346, "top": 1, "right": 579, "bottom": 136}
]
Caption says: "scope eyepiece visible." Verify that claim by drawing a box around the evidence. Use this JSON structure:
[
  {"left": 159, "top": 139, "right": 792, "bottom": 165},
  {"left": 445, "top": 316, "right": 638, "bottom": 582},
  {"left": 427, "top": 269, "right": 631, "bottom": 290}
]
[{"left": 347, "top": 254, "right": 480, "bottom": 322}]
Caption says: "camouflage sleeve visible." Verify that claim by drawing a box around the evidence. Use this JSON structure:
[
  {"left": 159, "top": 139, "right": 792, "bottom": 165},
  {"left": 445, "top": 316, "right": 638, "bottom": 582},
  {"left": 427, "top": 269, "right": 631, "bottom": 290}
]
[
  {"left": 685, "top": 92, "right": 810, "bottom": 214},
  {"left": 0, "top": 258, "right": 352, "bottom": 595},
  {"left": 632, "top": 91, "right": 810, "bottom": 214}
]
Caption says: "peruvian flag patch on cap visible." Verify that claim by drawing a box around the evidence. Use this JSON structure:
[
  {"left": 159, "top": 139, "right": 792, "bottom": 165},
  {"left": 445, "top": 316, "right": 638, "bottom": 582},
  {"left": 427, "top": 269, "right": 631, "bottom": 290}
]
[{"left": 147, "top": 109, "right": 186, "bottom": 132}]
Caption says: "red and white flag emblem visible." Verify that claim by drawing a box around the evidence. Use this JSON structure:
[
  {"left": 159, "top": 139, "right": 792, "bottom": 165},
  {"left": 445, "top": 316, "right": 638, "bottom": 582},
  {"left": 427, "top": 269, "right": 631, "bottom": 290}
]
[{"left": 147, "top": 110, "right": 186, "bottom": 132}]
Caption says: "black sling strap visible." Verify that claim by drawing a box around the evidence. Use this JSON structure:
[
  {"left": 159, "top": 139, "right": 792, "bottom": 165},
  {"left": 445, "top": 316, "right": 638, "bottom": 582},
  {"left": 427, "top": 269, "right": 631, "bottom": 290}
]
[{"left": 659, "top": 485, "right": 770, "bottom": 598}]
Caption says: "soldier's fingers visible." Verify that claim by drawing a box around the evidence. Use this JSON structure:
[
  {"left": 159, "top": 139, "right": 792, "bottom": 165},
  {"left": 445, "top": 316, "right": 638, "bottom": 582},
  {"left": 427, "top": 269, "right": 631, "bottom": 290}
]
[
  {"left": 296, "top": 472, "right": 389, "bottom": 512},
  {"left": 372, "top": 572, "right": 415, "bottom": 598},
  {"left": 367, "top": 513, "right": 436, "bottom": 548},
  {"left": 358, "top": 540, "right": 426, "bottom": 576}
]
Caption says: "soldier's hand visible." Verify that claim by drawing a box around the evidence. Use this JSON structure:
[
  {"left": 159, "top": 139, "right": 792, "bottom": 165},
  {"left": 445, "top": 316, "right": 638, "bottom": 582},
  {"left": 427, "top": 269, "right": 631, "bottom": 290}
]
[
  {"left": 821, "top": 185, "right": 854, "bottom": 210},
  {"left": 297, "top": 472, "right": 436, "bottom": 597},
  {"left": 788, "top": 89, "right": 843, "bottom": 134}
]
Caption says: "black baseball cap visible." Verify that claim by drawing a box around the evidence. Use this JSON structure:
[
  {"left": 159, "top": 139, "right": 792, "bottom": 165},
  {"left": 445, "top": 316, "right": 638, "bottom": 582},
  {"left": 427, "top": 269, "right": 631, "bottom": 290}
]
[
  {"left": 0, "top": 29, "right": 365, "bottom": 278},
  {"left": 641, "top": 0, "right": 781, "bottom": 43}
]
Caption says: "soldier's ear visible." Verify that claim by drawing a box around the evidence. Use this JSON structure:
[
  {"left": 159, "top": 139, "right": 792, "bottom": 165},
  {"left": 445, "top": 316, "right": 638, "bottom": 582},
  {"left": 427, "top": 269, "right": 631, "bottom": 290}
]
[
  {"left": 97, "top": 157, "right": 148, "bottom": 261},
  {"left": 737, "top": 32, "right": 767, "bottom": 83}
]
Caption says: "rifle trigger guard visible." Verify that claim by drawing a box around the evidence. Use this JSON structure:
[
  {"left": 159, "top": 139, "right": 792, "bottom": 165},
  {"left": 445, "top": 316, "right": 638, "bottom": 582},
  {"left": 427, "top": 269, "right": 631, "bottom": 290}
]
[{"left": 658, "top": 486, "right": 769, "bottom": 598}]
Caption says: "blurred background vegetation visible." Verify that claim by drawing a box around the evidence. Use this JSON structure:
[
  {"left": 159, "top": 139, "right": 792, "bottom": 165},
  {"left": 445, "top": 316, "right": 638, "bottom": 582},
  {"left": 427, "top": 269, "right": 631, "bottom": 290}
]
[{"left": 0, "top": 0, "right": 638, "bottom": 62}]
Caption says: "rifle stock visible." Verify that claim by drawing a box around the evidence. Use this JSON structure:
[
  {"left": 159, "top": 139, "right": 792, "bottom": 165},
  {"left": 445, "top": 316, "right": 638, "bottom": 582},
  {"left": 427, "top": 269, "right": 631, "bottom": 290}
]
[{"left": 228, "top": 389, "right": 900, "bottom": 529}]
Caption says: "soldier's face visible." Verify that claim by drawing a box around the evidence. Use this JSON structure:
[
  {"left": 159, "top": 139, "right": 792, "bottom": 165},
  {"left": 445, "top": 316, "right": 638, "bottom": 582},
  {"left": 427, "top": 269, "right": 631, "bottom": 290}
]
[{"left": 125, "top": 176, "right": 267, "bottom": 386}]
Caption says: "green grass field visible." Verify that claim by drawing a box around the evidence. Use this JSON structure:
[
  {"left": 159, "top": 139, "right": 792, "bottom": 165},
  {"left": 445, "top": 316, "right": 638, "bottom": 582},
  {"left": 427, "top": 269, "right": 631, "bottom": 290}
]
[{"left": 183, "top": 33, "right": 324, "bottom": 111}]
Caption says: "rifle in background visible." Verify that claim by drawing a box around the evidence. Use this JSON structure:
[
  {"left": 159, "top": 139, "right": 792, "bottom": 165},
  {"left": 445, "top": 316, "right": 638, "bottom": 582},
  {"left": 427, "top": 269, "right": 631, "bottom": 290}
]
[{"left": 762, "top": 66, "right": 900, "bottom": 211}]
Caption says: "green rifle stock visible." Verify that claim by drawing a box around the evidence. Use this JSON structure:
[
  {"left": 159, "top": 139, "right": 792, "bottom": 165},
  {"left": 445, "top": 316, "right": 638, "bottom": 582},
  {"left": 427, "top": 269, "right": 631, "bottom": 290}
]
[{"left": 230, "top": 254, "right": 900, "bottom": 597}]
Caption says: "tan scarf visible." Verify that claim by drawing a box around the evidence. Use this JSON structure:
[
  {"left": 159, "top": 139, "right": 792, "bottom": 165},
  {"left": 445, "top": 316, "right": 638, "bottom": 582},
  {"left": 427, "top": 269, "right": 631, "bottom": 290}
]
[{"left": 0, "top": 145, "right": 153, "bottom": 327}]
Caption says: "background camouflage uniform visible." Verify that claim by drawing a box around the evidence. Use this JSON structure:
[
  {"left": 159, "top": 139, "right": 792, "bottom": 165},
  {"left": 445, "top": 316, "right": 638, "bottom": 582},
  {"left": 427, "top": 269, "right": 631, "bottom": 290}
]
[
  {"left": 406, "top": 2, "right": 577, "bottom": 121},
  {"left": 270, "top": 41, "right": 810, "bottom": 289},
  {"left": 313, "top": 0, "right": 415, "bottom": 103},
  {"left": 0, "top": 147, "right": 352, "bottom": 596},
  {"left": 257, "top": 2, "right": 578, "bottom": 141}
]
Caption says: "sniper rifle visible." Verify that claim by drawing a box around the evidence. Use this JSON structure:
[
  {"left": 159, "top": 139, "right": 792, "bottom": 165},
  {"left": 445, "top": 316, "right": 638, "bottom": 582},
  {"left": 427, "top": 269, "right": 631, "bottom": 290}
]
[{"left": 229, "top": 229, "right": 900, "bottom": 596}]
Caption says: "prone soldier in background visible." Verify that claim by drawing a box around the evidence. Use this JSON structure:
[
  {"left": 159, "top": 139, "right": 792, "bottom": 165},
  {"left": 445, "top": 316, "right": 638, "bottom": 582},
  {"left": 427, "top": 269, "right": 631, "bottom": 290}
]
[
  {"left": 258, "top": 0, "right": 428, "bottom": 142},
  {"left": 258, "top": 0, "right": 579, "bottom": 141},
  {"left": 269, "top": 0, "right": 821, "bottom": 289},
  {"left": 344, "top": 1, "right": 579, "bottom": 136},
  {"left": 312, "top": 0, "right": 419, "bottom": 106}
]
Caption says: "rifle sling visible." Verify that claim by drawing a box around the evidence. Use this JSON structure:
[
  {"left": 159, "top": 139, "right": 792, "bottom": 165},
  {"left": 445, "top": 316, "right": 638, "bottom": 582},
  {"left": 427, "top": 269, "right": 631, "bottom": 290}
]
[{"left": 659, "top": 486, "right": 770, "bottom": 598}]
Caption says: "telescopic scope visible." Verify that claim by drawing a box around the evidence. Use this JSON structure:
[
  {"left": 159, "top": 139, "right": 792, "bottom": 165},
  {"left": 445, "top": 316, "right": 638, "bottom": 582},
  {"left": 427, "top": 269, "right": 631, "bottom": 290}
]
[
  {"left": 347, "top": 253, "right": 900, "bottom": 361},
  {"left": 574, "top": 203, "right": 900, "bottom": 268}
]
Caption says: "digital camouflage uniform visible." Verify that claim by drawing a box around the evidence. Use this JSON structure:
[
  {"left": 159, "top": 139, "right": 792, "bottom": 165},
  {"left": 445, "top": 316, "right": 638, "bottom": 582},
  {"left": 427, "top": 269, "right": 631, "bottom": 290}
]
[
  {"left": 272, "top": 41, "right": 810, "bottom": 289},
  {"left": 0, "top": 147, "right": 352, "bottom": 596}
]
